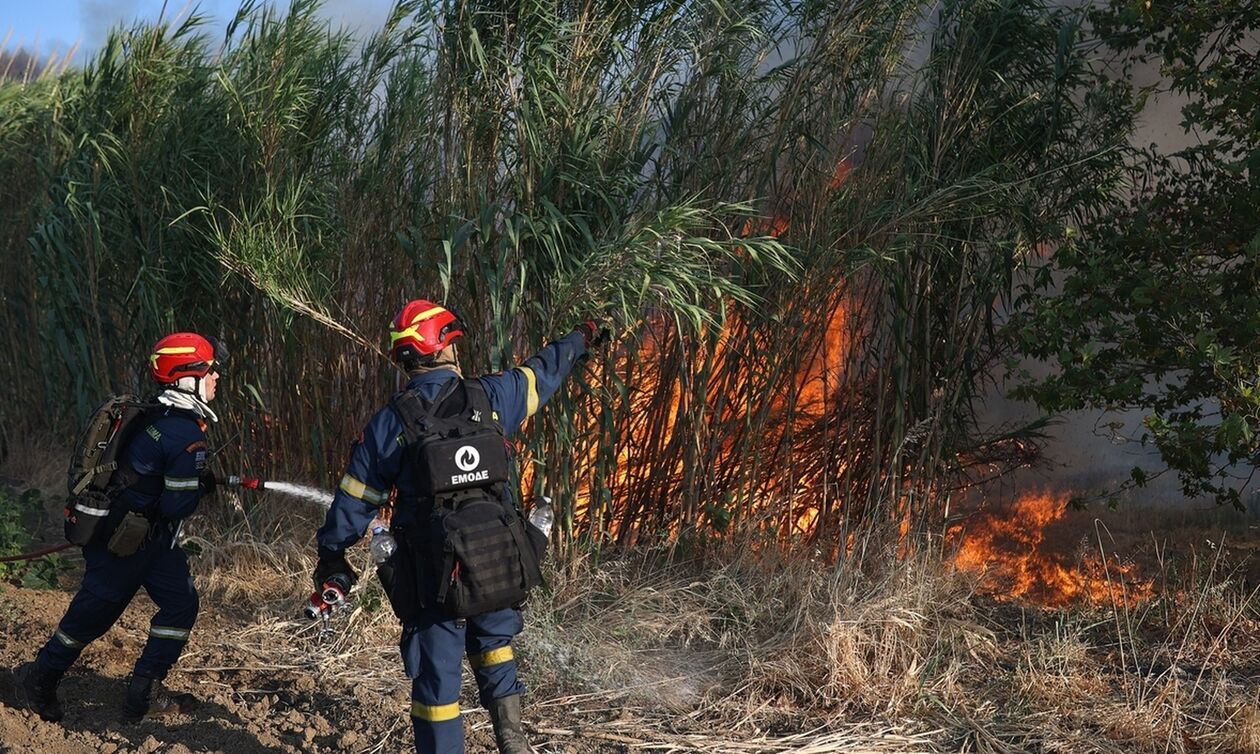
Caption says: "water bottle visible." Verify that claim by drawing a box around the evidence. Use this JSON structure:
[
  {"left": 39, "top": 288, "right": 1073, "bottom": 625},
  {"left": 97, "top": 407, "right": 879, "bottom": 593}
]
[
  {"left": 370, "top": 525, "right": 397, "bottom": 564},
  {"left": 528, "top": 497, "right": 554, "bottom": 539}
]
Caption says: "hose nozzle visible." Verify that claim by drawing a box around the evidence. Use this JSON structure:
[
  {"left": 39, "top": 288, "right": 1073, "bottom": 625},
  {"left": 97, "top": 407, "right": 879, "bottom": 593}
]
[{"left": 221, "top": 475, "right": 265, "bottom": 490}]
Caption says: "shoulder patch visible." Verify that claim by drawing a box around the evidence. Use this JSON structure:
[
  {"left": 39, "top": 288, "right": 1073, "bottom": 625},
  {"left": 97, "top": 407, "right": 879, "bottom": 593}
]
[
  {"left": 185, "top": 440, "right": 207, "bottom": 454},
  {"left": 145, "top": 425, "right": 162, "bottom": 442}
]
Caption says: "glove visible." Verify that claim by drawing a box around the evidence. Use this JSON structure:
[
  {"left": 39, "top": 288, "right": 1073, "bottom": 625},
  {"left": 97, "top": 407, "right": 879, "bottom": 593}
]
[
  {"left": 314, "top": 546, "right": 359, "bottom": 591},
  {"left": 198, "top": 471, "right": 217, "bottom": 497},
  {"left": 574, "top": 319, "right": 609, "bottom": 349}
]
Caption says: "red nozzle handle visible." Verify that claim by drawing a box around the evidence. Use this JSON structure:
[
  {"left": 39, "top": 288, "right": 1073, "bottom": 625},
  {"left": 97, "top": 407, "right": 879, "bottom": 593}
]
[{"left": 221, "top": 475, "right": 265, "bottom": 490}]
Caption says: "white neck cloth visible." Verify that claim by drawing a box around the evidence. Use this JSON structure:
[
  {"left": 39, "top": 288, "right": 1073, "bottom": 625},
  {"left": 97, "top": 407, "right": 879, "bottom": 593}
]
[{"left": 157, "top": 386, "right": 219, "bottom": 423}]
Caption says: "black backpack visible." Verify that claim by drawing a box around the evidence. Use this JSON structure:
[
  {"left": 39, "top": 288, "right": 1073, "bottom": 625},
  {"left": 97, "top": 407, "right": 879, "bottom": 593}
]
[
  {"left": 64, "top": 395, "right": 161, "bottom": 546},
  {"left": 391, "top": 379, "right": 544, "bottom": 618}
]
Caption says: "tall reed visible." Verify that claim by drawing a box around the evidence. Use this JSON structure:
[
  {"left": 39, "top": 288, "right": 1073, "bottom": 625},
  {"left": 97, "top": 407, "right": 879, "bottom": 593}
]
[{"left": 0, "top": 0, "right": 1134, "bottom": 555}]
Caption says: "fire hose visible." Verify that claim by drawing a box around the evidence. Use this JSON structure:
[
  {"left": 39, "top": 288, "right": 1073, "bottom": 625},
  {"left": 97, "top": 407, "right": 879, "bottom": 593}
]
[
  {"left": 0, "top": 475, "right": 268, "bottom": 563},
  {"left": 0, "top": 542, "right": 73, "bottom": 562}
]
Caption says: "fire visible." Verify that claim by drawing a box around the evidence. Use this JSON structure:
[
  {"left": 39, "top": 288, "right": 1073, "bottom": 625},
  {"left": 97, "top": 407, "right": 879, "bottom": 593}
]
[
  {"left": 563, "top": 163, "right": 861, "bottom": 544},
  {"left": 796, "top": 304, "right": 849, "bottom": 415},
  {"left": 549, "top": 153, "right": 887, "bottom": 549},
  {"left": 951, "top": 491, "right": 1153, "bottom": 607}
]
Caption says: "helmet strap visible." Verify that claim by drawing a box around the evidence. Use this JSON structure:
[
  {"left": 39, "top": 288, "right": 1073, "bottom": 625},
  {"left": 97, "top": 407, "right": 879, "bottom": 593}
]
[
  {"left": 171, "top": 376, "right": 199, "bottom": 395},
  {"left": 195, "top": 375, "right": 216, "bottom": 404}
]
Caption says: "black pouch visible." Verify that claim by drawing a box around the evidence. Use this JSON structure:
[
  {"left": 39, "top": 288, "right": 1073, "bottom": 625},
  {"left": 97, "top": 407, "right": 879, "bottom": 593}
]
[
  {"left": 433, "top": 499, "right": 543, "bottom": 618},
  {"left": 526, "top": 522, "right": 548, "bottom": 565},
  {"left": 65, "top": 490, "right": 113, "bottom": 547},
  {"left": 106, "top": 512, "right": 150, "bottom": 557},
  {"left": 378, "top": 532, "right": 421, "bottom": 623}
]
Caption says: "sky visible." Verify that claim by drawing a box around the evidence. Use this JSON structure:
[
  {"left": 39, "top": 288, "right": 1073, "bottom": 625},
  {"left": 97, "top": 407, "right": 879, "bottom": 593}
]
[{"left": 2, "top": 0, "right": 397, "bottom": 65}]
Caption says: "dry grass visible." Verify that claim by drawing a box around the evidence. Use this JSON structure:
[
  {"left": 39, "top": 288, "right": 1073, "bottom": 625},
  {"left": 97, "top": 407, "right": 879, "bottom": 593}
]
[
  {"left": 45, "top": 501, "right": 1260, "bottom": 752},
  {"left": 517, "top": 535, "right": 1259, "bottom": 753},
  {"left": 6, "top": 436, "right": 1258, "bottom": 752}
]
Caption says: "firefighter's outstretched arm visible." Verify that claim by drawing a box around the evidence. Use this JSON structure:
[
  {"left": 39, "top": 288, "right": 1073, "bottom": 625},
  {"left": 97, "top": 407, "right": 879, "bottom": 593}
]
[
  {"left": 315, "top": 408, "right": 405, "bottom": 582},
  {"left": 477, "top": 328, "right": 596, "bottom": 437}
]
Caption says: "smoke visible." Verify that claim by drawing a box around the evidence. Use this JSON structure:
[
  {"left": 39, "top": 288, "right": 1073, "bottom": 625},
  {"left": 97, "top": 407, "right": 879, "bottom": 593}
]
[
  {"left": 979, "top": 381, "right": 1190, "bottom": 505},
  {"left": 80, "top": 0, "right": 143, "bottom": 53},
  {"left": 0, "top": 49, "right": 45, "bottom": 80},
  {"left": 971, "top": 2, "right": 1220, "bottom": 507}
]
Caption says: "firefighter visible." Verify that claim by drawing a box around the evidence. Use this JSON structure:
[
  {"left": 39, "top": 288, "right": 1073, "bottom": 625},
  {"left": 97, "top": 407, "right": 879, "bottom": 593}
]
[
  {"left": 17, "top": 333, "right": 227, "bottom": 723},
  {"left": 314, "top": 299, "right": 604, "bottom": 754}
]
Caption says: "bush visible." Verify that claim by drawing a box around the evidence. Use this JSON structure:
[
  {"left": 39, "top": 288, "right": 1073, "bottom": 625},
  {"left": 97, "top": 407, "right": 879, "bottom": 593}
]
[{"left": 0, "top": 488, "right": 67, "bottom": 589}]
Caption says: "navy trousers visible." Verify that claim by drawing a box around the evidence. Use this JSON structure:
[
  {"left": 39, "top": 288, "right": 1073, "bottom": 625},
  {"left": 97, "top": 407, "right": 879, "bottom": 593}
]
[
  {"left": 35, "top": 529, "right": 198, "bottom": 681},
  {"left": 403, "top": 606, "right": 525, "bottom": 754}
]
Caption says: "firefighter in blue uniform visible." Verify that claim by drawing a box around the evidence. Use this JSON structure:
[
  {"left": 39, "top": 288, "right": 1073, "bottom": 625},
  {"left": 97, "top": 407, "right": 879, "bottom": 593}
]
[
  {"left": 314, "top": 299, "right": 603, "bottom": 754},
  {"left": 17, "top": 332, "right": 226, "bottom": 723}
]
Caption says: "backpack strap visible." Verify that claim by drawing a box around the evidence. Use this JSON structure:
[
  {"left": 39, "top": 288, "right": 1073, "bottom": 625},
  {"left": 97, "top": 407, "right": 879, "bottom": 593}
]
[
  {"left": 390, "top": 379, "right": 462, "bottom": 445},
  {"left": 462, "top": 380, "right": 501, "bottom": 433},
  {"left": 109, "top": 465, "right": 164, "bottom": 498}
]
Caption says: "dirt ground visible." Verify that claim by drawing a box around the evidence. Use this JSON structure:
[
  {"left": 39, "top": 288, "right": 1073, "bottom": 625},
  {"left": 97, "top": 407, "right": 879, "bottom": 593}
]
[{"left": 0, "top": 585, "right": 624, "bottom": 754}]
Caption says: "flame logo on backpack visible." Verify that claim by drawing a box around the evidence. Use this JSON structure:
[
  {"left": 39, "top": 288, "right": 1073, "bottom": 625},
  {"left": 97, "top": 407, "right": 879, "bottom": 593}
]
[{"left": 455, "top": 446, "right": 481, "bottom": 471}]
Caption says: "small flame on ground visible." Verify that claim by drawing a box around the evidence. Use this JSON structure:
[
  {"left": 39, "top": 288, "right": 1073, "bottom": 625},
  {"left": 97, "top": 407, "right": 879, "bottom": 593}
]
[
  {"left": 265, "top": 481, "right": 335, "bottom": 509},
  {"left": 950, "top": 490, "right": 1153, "bottom": 608}
]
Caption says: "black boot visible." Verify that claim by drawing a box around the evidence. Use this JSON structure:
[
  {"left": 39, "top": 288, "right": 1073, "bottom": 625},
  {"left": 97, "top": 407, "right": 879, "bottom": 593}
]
[
  {"left": 487, "top": 694, "right": 535, "bottom": 754},
  {"left": 122, "top": 674, "right": 184, "bottom": 722},
  {"left": 15, "top": 662, "right": 64, "bottom": 722}
]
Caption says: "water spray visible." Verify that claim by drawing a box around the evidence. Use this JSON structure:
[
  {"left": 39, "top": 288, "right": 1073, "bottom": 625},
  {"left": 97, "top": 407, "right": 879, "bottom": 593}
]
[
  {"left": 217, "top": 473, "right": 340, "bottom": 625},
  {"left": 217, "top": 476, "right": 334, "bottom": 508},
  {"left": 264, "top": 482, "right": 334, "bottom": 508}
]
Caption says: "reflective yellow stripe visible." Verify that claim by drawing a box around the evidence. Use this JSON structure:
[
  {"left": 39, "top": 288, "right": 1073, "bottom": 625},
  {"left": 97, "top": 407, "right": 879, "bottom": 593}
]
[
  {"left": 519, "top": 366, "right": 539, "bottom": 417},
  {"left": 390, "top": 325, "right": 425, "bottom": 345},
  {"left": 339, "top": 474, "right": 385, "bottom": 505},
  {"left": 150, "top": 346, "right": 199, "bottom": 368},
  {"left": 390, "top": 307, "right": 448, "bottom": 345},
  {"left": 410, "top": 700, "right": 461, "bottom": 722},
  {"left": 149, "top": 625, "right": 190, "bottom": 641},
  {"left": 407, "top": 306, "right": 447, "bottom": 324},
  {"left": 468, "top": 646, "right": 513, "bottom": 669}
]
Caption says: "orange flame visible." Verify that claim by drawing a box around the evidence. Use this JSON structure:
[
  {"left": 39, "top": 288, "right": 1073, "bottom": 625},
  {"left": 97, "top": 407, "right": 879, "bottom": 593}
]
[{"left": 950, "top": 491, "right": 1153, "bottom": 607}]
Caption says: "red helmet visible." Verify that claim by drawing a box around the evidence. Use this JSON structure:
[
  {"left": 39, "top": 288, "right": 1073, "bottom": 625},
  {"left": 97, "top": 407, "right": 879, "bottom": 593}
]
[
  {"left": 149, "top": 332, "right": 218, "bottom": 384},
  {"left": 389, "top": 299, "right": 465, "bottom": 362}
]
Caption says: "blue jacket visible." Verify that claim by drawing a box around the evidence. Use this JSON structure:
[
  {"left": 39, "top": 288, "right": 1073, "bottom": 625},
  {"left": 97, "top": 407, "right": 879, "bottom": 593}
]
[
  {"left": 317, "top": 331, "right": 587, "bottom": 552},
  {"left": 114, "top": 407, "right": 209, "bottom": 522}
]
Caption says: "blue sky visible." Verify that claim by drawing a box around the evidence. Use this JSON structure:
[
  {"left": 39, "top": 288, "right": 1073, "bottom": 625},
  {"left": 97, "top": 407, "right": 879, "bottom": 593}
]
[{"left": 3, "top": 1, "right": 397, "bottom": 64}]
